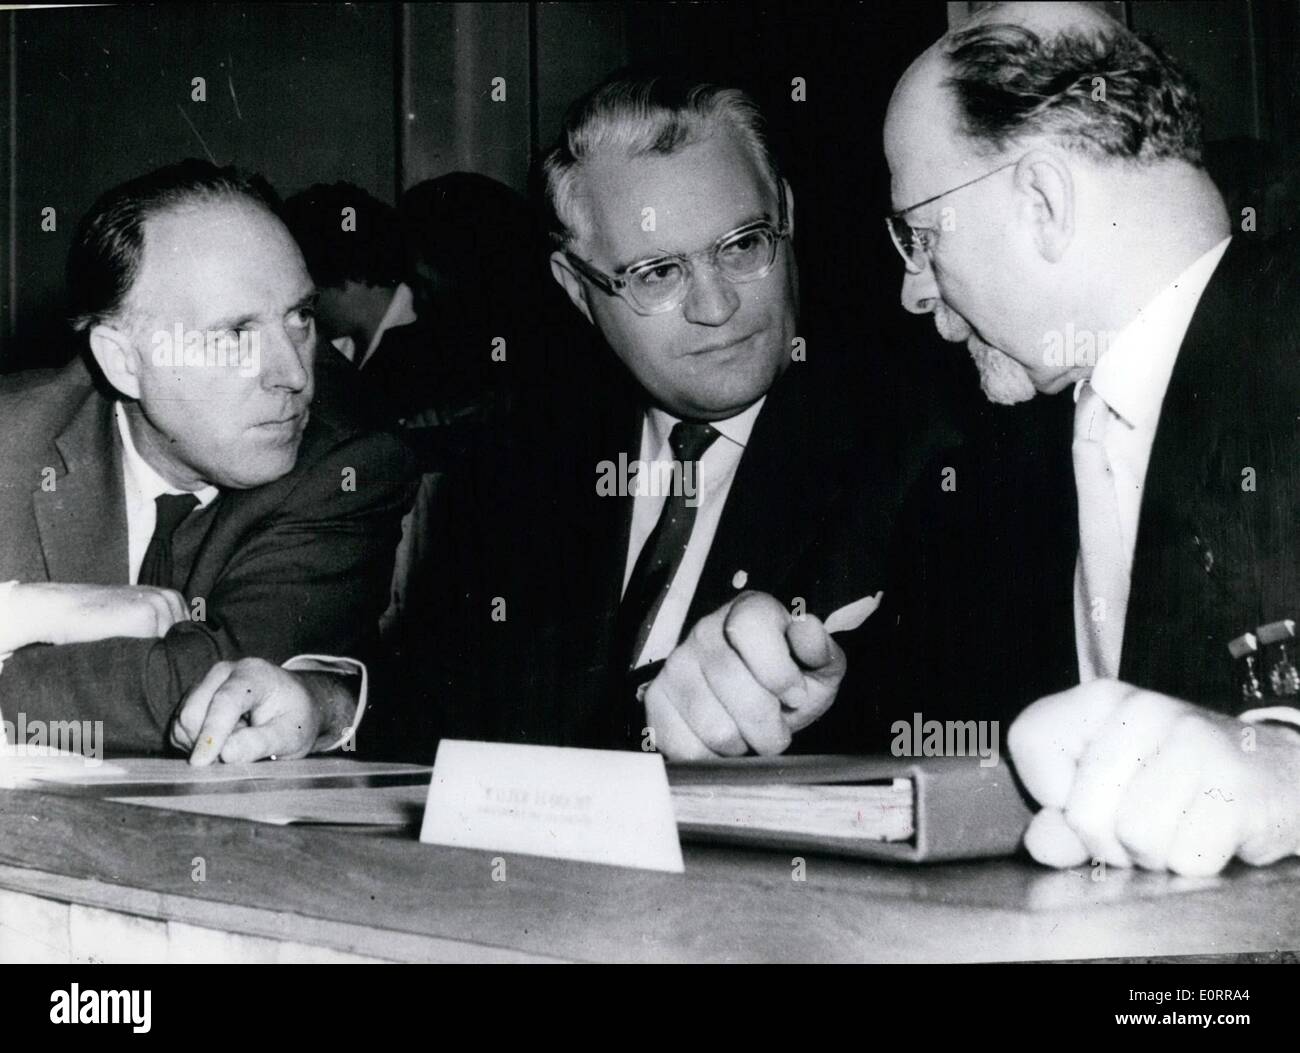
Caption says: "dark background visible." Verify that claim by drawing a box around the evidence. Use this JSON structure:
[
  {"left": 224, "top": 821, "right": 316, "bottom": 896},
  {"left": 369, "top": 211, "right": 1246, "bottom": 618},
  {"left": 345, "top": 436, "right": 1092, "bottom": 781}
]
[{"left": 0, "top": 0, "right": 1296, "bottom": 422}]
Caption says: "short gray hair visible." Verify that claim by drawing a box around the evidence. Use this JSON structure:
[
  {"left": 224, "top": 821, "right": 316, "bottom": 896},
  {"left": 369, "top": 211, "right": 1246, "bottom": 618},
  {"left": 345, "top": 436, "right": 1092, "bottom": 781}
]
[
  {"left": 542, "top": 73, "right": 781, "bottom": 250},
  {"left": 942, "top": 20, "right": 1205, "bottom": 166}
]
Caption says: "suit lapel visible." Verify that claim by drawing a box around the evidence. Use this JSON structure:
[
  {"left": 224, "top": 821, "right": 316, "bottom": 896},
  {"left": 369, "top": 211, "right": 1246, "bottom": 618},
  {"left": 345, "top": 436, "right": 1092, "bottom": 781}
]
[
  {"left": 32, "top": 383, "right": 130, "bottom": 586},
  {"left": 1121, "top": 237, "right": 1260, "bottom": 704},
  {"left": 585, "top": 411, "right": 639, "bottom": 650},
  {"left": 687, "top": 367, "right": 839, "bottom": 627},
  {"left": 550, "top": 370, "right": 641, "bottom": 742}
]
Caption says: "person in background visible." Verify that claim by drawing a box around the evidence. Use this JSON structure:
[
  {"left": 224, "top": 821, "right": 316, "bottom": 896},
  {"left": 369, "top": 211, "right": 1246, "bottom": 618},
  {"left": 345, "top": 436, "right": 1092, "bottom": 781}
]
[
  {"left": 397, "top": 172, "right": 572, "bottom": 428},
  {"left": 281, "top": 182, "right": 435, "bottom": 427}
]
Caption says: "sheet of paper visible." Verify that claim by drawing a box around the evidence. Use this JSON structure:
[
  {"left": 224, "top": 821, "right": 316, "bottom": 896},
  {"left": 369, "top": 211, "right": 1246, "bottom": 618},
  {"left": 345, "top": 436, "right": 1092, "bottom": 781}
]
[
  {"left": 114, "top": 784, "right": 427, "bottom": 827},
  {"left": 19, "top": 756, "right": 429, "bottom": 788},
  {"left": 0, "top": 747, "right": 126, "bottom": 788}
]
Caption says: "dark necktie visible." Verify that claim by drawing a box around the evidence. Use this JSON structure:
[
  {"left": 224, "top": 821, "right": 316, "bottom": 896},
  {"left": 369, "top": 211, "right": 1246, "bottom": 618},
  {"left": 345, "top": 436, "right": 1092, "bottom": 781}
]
[
  {"left": 137, "top": 493, "right": 200, "bottom": 589},
  {"left": 614, "top": 420, "right": 720, "bottom": 675}
]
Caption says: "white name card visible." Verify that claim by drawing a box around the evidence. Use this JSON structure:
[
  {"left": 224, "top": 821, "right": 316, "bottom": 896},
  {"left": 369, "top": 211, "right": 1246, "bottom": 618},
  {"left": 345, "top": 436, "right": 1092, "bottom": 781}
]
[{"left": 420, "top": 739, "right": 685, "bottom": 873}]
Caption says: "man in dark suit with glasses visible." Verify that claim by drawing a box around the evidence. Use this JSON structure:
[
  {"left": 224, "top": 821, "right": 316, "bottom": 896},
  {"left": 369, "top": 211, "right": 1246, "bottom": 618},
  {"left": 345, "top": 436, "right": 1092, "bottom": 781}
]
[{"left": 384, "top": 73, "right": 946, "bottom": 761}]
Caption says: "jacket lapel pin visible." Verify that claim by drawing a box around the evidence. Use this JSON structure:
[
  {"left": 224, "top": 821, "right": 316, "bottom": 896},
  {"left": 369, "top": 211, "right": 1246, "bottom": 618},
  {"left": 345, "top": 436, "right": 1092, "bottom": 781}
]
[{"left": 1191, "top": 533, "right": 1214, "bottom": 574}]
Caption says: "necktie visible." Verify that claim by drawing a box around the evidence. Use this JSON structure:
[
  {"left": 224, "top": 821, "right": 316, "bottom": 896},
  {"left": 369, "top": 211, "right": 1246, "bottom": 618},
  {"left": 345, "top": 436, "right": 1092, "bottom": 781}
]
[
  {"left": 1072, "top": 383, "right": 1130, "bottom": 680},
  {"left": 137, "top": 493, "right": 200, "bottom": 589},
  {"left": 615, "top": 421, "right": 720, "bottom": 674}
]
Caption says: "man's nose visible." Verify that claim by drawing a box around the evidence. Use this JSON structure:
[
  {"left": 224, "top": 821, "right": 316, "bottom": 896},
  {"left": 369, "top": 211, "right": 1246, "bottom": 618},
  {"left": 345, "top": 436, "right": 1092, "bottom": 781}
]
[
  {"left": 681, "top": 264, "right": 740, "bottom": 327},
  {"left": 901, "top": 264, "right": 939, "bottom": 316},
  {"left": 261, "top": 325, "right": 311, "bottom": 391}
]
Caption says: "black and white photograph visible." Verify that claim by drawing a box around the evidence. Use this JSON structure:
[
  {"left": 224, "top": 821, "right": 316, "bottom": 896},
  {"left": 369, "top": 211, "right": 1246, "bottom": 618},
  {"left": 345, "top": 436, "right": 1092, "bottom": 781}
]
[{"left": 0, "top": 0, "right": 1296, "bottom": 1014}]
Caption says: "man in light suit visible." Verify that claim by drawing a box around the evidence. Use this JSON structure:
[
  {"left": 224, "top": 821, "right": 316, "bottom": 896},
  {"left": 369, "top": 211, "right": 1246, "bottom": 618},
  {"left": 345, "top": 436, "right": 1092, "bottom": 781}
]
[
  {"left": 385, "top": 74, "right": 947, "bottom": 760},
  {"left": 882, "top": 2, "right": 1300, "bottom": 874},
  {"left": 0, "top": 160, "right": 416, "bottom": 760}
]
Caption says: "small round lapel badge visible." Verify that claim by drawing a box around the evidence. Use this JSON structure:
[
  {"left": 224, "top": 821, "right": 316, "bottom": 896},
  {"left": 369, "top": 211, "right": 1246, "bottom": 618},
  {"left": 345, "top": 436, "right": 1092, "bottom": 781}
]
[{"left": 1192, "top": 534, "right": 1214, "bottom": 574}]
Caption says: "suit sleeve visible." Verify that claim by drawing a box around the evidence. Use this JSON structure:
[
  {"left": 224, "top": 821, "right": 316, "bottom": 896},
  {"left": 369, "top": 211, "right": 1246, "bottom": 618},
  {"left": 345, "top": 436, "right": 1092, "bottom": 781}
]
[{"left": 0, "top": 430, "right": 417, "bottom": 754}]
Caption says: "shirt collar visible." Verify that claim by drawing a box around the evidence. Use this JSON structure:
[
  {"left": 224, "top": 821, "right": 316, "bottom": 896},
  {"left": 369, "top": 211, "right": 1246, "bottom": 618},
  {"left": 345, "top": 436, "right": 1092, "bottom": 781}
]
[
  {"left": 360, "top": 281, "right": 417, "bottom": 367},
  {"left": 1079, "top": 236, "right": 1232, "bottom": 429},
  {"left": 115, "top": 401, "right": 220, "bottom": 508},
  {"left": 646, "top": 394, "right": 767, "bottom": 456}
]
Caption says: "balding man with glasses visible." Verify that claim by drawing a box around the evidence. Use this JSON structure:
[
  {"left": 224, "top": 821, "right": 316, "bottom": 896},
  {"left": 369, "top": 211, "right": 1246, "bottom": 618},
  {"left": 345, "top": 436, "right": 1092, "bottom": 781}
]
[
  {"left": 381, "top": 73, "right": 946, "bottom": 761},
  {"left": 878, "top": 2, "right": 1300, "bottom": 876}
]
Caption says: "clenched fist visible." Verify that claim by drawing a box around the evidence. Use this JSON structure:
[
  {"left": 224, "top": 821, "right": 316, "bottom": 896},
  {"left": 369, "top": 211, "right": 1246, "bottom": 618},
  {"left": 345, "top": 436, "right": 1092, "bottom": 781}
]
[
  {"left": 1009, "top": 679, "right": 1300, "bottom": 876},
  {"left": 644, "top": 591, "right": 846, "bottom": 760}
]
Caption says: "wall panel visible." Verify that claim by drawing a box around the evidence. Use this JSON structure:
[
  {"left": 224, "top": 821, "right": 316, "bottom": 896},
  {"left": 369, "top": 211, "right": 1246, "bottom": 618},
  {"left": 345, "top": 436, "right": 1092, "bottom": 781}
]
[{"left": 3, "top": 3, "right": 396, "bottom": 369}]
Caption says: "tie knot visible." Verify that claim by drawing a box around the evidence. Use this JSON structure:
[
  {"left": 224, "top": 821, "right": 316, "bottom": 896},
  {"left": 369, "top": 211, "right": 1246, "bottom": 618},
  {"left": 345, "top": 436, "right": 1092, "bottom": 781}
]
[
  {"left": 668, "top": 421, "right": 719, "bottom": 463},
  {"left": 153, "top": 493, "right": 199, "bottom": 537}
]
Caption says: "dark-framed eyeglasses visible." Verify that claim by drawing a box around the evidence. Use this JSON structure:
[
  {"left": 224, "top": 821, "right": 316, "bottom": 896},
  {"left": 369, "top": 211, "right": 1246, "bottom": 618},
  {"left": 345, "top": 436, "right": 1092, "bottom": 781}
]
[
  {"left": 885, "top": 159, "right": 1019, "bottom": 274},
  {"left": 565, "top": 188, "right": 790, "bottom": 316}
]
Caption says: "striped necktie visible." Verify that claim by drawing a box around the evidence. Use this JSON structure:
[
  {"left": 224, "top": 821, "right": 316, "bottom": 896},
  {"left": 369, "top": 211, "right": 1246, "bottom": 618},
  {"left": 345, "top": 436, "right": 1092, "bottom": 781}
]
[
  {"left": 1072, "top": 383, "right": 1130, "bottom": 680},
  {"left": 615, "top": 421, "right": 720, "bottom": 673}
]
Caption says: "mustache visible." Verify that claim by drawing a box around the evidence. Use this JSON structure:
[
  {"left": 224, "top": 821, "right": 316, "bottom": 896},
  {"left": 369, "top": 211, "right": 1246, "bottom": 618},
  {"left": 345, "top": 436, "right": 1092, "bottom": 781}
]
[{"left": 932, "top": 301, "right": 973, "bottom": 344}]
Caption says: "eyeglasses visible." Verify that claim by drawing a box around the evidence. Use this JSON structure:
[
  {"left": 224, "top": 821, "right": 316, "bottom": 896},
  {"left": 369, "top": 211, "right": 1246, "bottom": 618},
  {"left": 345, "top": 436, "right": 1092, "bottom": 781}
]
[
  {"left": 885, "top": 159, "right": 1019, "bottom": 274},
  {"left": 565, "top": 190, "right": 790, "bottom": 316}
]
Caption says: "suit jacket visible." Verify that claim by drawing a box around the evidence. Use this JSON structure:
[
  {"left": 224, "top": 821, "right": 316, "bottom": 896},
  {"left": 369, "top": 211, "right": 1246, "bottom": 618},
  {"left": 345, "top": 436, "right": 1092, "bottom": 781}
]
[
  {"left": 879, "top": 234, "right": 1300, "bottom": 735},
  {"left": 0, "top": 357, "right": 418, "bottom": 754},
  {"left": 379, "top": 348, "right": 956, "bottom": 760}
]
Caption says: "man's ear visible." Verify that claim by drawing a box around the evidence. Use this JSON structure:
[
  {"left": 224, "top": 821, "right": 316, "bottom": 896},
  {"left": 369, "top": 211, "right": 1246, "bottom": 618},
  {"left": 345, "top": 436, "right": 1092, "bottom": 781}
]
[
  {"left": 781, "top": 177, "right": 795, "bottom": 240},
  {"left": 87, "top": 321, "right": 143, "bottom": 400},
  {"left": 549, "top": 250, "right": 594, "bottom": 325},
  {"left": 1013, "top": 150, "right": 1073, "bottom": 263}
]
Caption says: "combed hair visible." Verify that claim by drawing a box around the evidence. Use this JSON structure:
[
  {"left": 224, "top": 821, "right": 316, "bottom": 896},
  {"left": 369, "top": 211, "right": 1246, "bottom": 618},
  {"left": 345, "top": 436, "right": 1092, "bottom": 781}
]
[
  {"left": 282, "top": 181, "right": 404, "bottom": 290},
  {"left": 67, "top": 158, "right": 281, "bottom": 332},
  {"left": 542, "top": 73, "right": 781, "bottom": 249},
  {"left": 942, "top": 20, "right": 1205, "bottom": 165}
]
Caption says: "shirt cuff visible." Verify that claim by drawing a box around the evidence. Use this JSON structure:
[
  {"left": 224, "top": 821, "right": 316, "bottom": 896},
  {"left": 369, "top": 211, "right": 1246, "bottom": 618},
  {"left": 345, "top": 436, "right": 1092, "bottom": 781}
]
[
  {"left": 1239, "top": 706, "right": 1300, "bottom": 729},
  {"left": 280, "top": 654, "right": 367, "bottom": 753},
  {"left": 0, "top": 580, "right": 17, "bottom": 687}
]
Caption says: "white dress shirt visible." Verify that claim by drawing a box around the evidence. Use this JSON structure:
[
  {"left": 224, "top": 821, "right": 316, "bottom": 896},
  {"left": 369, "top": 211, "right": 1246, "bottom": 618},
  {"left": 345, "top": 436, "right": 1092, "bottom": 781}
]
[
  {"left": 1074, "top": 239, "right": 1230, "bottom": 587},
  {"left": 116, "top": 400, "right": 220, "bottom": 583},
  {"left": 330, "top": 281, "right": 417, "bottom": 370},
  {"left": 1071, "top": 236, "right": 1298, "bottom": 732},
  {"left": 623, "top": 397, "right": 766, "bottom": 669}
]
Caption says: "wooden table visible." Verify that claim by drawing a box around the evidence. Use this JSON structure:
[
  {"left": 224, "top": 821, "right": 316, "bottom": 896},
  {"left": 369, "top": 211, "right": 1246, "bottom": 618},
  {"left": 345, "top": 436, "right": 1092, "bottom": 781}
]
[{"left": 2, "top": 783, "right": 1299, "bottom": 963}]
